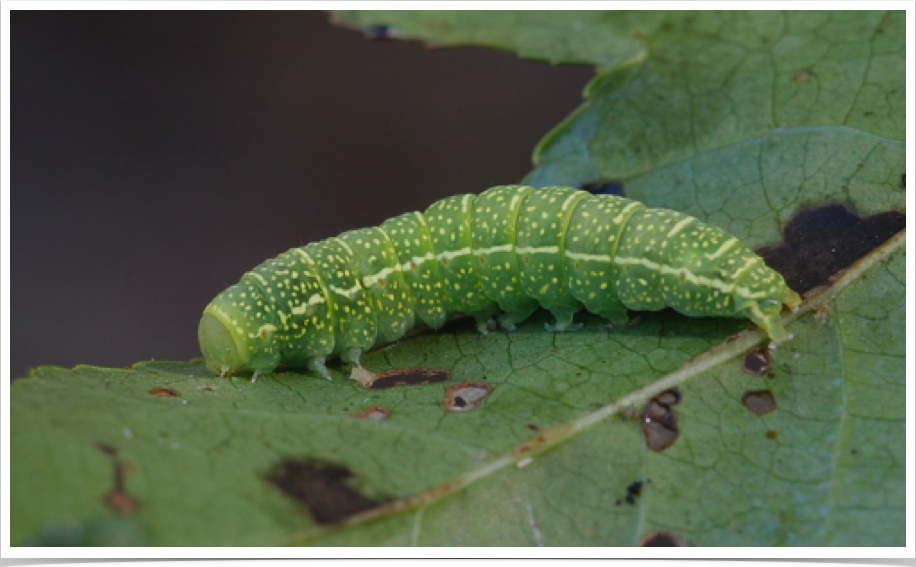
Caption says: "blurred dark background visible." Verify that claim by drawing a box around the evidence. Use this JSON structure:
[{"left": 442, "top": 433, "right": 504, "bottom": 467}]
[{"left": 12, "top": 11, "right": 594, "bottom": 380}]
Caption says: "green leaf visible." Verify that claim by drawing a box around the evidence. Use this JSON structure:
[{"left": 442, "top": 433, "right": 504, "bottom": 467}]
[
  {"left": 11, "top": 11, "right": 905, "bottom": 546},
  {"left": 332, "top": 11, "right": 648, "bottom": 69}
]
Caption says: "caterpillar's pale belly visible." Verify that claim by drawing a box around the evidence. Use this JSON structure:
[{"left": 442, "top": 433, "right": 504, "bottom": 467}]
[{"left": 199, "top": 186, "right": 800, "bottom": 378}]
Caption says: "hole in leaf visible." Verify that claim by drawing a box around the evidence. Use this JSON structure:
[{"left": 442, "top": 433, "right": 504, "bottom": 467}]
[
  {"left": 444, "top": 382, "right": 492, "bottom": 412},
  {"left": 641, "top": 390, "right": 681, "bottom": 452},
  {"left": 741, "top": 348, "right": 773, "bottom": 376}
]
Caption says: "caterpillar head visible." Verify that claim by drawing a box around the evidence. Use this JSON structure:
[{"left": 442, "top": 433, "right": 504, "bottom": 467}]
[
  {"left": 198, "top": 282, "right": 281, "bottom": 377},
  {"left": 734, "top": 263, "right": 802, "bottom": 342}
]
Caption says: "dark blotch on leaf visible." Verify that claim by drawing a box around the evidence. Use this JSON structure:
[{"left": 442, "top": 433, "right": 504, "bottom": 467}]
[
  {"left": 627, "top": 480, "right": 644, "bottom": 497},
  {"left": 267, "top": 461, "right": 379, "bottom": 525},
  {"left": 366, "top": 368, "right": 450, "bottom": 389},
  {"left": 621, "top": 480, "right": 644, "bottom": 504},
  {"left": 742, "top": 390, "right": 777, "bottom": 416},
  {"left": 766, "top": 430, "right": 778, "bottom": 440},
  {"left": 742, "top": 348, "right": 773, "bottom": 376},
  {"left": 639, "top": 531, "right": 687, "bottom": 546},
  {"left": 526, "top": 423, "right": 540, "bottom": 432},
  {"left": 641, "top": 390, "right": 681, "bottom": 452},
  {"left": 580, "top": 180, "right": 625, "bottom": 196},
  {"left": 757, "top": 205, "right": 905, "bottom": 295}
]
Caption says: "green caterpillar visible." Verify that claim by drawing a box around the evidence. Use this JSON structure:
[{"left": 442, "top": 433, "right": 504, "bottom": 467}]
[{"left": 199, "top": 186, "right": 801, "bottom": 379}]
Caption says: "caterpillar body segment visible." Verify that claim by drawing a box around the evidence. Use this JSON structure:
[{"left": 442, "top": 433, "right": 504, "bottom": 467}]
[{"left": 199, "top": 186, "right": 801, "bottom": 378}]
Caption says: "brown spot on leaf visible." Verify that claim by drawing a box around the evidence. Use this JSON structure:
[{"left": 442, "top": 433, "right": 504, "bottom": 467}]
[
  {"left": 757, "top": 205, "right": 905, "bottom": 295},
  {"left": 444, "top": 382, "right": 492, "bottom": 412},
  {"left": 104, "top": 490, "right": 139, "bottom": 515},
  {"left": 267, "top": 460, "right": 379, "bottom": 525},
  {"left": 743, "top": 390, "right": 777, "bottom": 416},
  {"left": 96, "top": 443, "right": 138, "bottom": 515},
  {"left": 765, "top": 430, "right": 778, "bottom": 440},
  {"left": 512, "top": 424, "right": 573, "bottom": 458},
  {"left": 814, "top": 302, "right": 832, "bottom": 323},
  {"left": 526, "top": 423, "right": 540, "bottom": 432},
  {"left": 94, "top": 442, "right": 117, "bottom": 457},
  {"left": 148, "top": 387, "right": 180, "bottom": 397},
  {"left": 792, "top": 72, "right": 811, "bottom": 83},
  {"left": 352, "top": 367, "right": 450, "bottom": 390},
  {"left": 639, "top": 531, "right": 686, "bottom": 546},
  {"left": 641, "top": 390, "right": 681, "bottom": 452},
  {"left": 742, "top": 348, "right": 772, "bottom": 376},
  {"left": 351, "top": 406, "right": 390, "bottom": 421}
]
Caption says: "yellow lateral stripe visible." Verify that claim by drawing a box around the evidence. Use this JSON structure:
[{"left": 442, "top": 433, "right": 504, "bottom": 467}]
[
  {"left": 515, "top": 245, "right": 559, "bottom": 255},
  {"left": 613, "top": 256, "right": 769, "bottom": 299},
  {"left": 565, "top": 250, "right": 612, "bottom": 262}
]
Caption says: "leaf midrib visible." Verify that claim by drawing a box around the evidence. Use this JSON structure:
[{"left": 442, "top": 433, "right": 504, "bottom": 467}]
[{"left": 288, "top": 228, "right": 905, "bottom": 544}]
